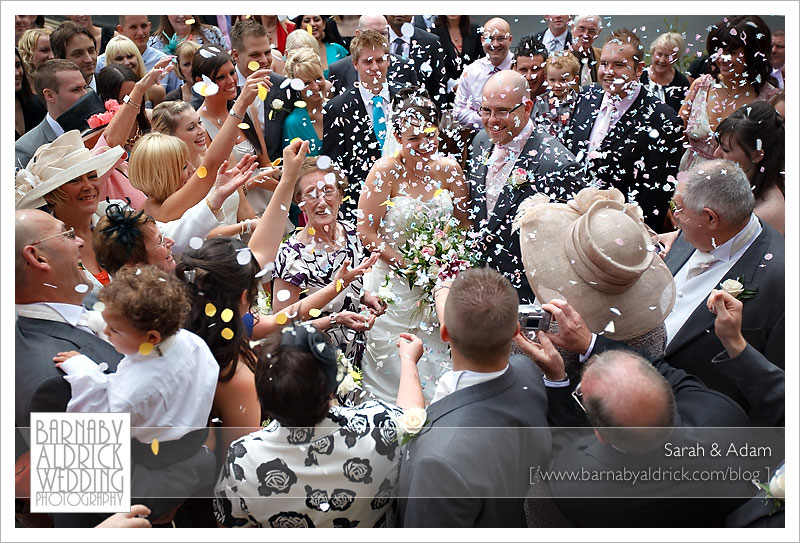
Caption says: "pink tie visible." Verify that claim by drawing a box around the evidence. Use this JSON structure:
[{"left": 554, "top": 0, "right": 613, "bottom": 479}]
[
  {"left": 485, "top": 145, "right": 511, "bottom": 214},
  {"left": 588, "top": 100, "right": 616, "bottom": 155}
]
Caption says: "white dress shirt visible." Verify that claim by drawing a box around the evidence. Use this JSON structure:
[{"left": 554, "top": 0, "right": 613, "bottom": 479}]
[
  {"left": 665, "top": 214, "right": 762, "bottom": 345},
  {"left": 485, "top": 119, "right": 534, "bottom": 214},
  {"left": 543, "top": 28, "right": 568, "bottom": 52},
  {"left": 16, "top": 302, "right": 90, "bottom": 332},
  {"left": 431, "top": 365, "right": 509, "bottom": 404},
  {"left": 452, "top": 52, "right": 514, "bottom": 129},
  {"left": 357, "top": 83, "right": 391, "bottom": 127},
  {"left": 45, "top": 113, "right": 64, "bottom": 137},
  {"left": 57, "top": 328, "right": 219, "bottom": 443},
  {"left": 388, "top": 27, "right": 411, "bottom": 59}
]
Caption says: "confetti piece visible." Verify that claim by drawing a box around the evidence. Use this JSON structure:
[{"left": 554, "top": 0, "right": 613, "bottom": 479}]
[
  {"left": 248, "top": 60, "right": 260, "bottom": 71},
  {"left": 342, "top": 195, "right": 351, "bottom": 202},
  {"left": 221, "top": 308, "right": 234, "bottom": 322},
  {"left": 291, "top": 137, "right": 301, "bottom": 144},
  {"left": 221, "top": 327, "right": 234, "bottom": 340},
  {"left": 276, "top": 289, "right": 291, "bottom": 302},
  {"left": 258, "top": 82, "right": 268, "bottom": 101},
  {"left": 308, "top": 226, "right": 316, "bottom": 235},
  {"left": 75, "top": 284, "right": 89, "bottom": 293},
  {"left": 92, "top": 302, "right": 106, "bottom": 312},
  {"left": 433, "top": 188, "right": 443, "bottom": 197},
  {"left": 381, "top": 200, "right": 395, "bottom": 207},
  {"left": 197, "top": 166, "right": 207, "bottom": 178},
  {"left": 268, "top": 109, "right": 274, "bottom": 120},
  {"left": 189, "top": 237, "right": 203, "bottom": 249},
  {"left": 423, "top": 126, "right": 437, "bottom": 134},
  {"left": 294, "top": 100, "right": 307, "bottom": 108},
  {"left": 237, "top": 122, "right": 251, "bottom": 129},
  {"left": 336, "top": 279, "right": 344, "bottom": 292},
  {"left": 275, "top": 312, "right": 288, "bottom": 325},
  {"left": 205, "top": 303, "right": 217, "bottom": 317},
  {"left": 614, "top": 238, "right": 624, "bottom": 246},
  {"left": 139, "top": 342, "right": 154, "bottom": 355},
  {"left": 610, "top": 307, "right": 622, "bottom": 316},
  {"left": 184, "top": 18, "right": 195, "bottom": 25},
  {"left": 151, "top": 439, "right": 159, "bottom": 455},
  {"left": 290, "top": 78, "right": 305, "bottom": 91},
  {"left": 309, "top": 308, "right": 322, "bottom": 317},
  {"left": 604, "top": 320, "right": 616, "bottom": 333},
  {"left": 316, "top": 155, "right": 331, "bottom": 169},
  {"left": 401, "top": 22, "right": 415, "bottom": 37},
  {"left": 764, "top": 253, "right": 773, "bottom": 260},
  {"left": 236, "top": 248, "right": 252, "bottom": 265},
  {"left": 307, "top": 24, "right": 313, "bottom": 35},
  {"left": 272, "top": 157, "right": 282, "bottom": 166}
]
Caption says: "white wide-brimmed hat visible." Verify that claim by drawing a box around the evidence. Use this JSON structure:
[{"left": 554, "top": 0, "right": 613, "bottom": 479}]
[
  {"left": 518, "top": 187, "right": 676, "bottom": 340},
  {"left": 15, "top": 130, "right": 124, "bottom": 209}
]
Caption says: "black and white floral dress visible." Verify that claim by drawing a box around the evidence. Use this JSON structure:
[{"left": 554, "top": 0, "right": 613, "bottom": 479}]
[
  {"left": 274, "top": 220, "right": 367, "bottom": 365},
  {"left": 213, "top": 400, "right": 403, "bottom": 528}
]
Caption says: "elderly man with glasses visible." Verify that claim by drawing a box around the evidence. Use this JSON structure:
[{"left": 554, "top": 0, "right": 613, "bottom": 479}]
[{"left": 466, "top": 69, "right": 581, "bottom": 303}]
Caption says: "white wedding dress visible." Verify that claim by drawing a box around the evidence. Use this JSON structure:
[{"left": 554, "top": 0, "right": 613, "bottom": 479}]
[{"left": 361, "top": 190, "right": 454, "bottom": 403}]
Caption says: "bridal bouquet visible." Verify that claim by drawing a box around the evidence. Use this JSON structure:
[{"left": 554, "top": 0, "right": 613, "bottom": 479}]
[{"left": 394, "top": 214, "right": 478, "bottom": 304}]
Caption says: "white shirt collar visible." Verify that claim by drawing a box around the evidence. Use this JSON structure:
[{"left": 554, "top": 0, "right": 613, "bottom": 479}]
[
  {"left": 357, "top": 81, "right": 389, "bottom": 103},
  {"left": 45, "top": 113, "right": 64, "bottom": 137},
  {"left": 484, "top": 51, "right": 514, "bottom": 72},
  {"left": 431, "top": 365, "right": 509, "bottom": 404},
  {"left": 544, "top": 28, "right": 568, "bottom": 46},
  {"left": 88, "top": 74, "right": 96, "bottom": 92},
  {"left": 16, "top": 302, "right": 85, "bottom": 327},
  {"left": 388, "top": 26, "right": 411, "bottom": 45},
  {"left": 498, "top": 118, "right": 535, "bottom": 154},
  {"left": 236, "top": 66, "right": 247, "bottom": 87},
  {"left": 709, "top": 214, "right": 762, "bottom": 263}
]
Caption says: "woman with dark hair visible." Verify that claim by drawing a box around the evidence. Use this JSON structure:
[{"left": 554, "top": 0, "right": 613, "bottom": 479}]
[
  {"left": 97, "top": 63, "right": 152, "bottom": 150},
  {"left": 148, "top": 15, "right": 225, "bottom": 53},
  {"left": 357, "top": 88, "right": 471, "bottom": 403},
  {"left": 15, "top": 49, "right": 45, "bottom": 140},
  {"left": 679, "top": 15, "right": 780, "bottom": 170},
  {"left": 291, "top": 15, "right": 349, "bottom": 79},
  {"left": 714, "top": 101, "right": 785, "bottom": 235},
  {"left": 214, "top": 322, "right": 425, "bottom": 527},
  {"left": 432, "top": 16, "right": 483, "bottom": 105}
]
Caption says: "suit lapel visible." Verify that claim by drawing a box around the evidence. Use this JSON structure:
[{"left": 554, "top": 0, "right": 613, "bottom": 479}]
[
  {"left": 570, "top": 88, "right": 602, "bottom": 150},
  {"left": 485, "top": 137, "right": 539, "bottom": 234},
  {"left": 470, "top": 135, "right": 491, "bottom": 225},
  {"left": 599, "top": 88, "right": 648, "bottom": 150},
  {"left": 665, "top": 232, "right": 695, "bottom": 275}
]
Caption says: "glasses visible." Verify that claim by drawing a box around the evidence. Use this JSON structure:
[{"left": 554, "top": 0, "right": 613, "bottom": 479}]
[
  {"left": 571, "top": 382, "right": 588, "bottom": 414},
  {"left": 153, "top": 231, "right": 167, "bottom": 249},
  {"left": 301, "top": 186, "right": 338, "bottom": 202},
  {"left": 30, "top": 227, "right": 76, "bottom": 246},
  {"left": 478, "top": 103, "right": 523, "bottom": 119},
  {"left": 575, "top": 25, "right": 599, "bottom": 37},
  {"left": 482, "top": 33, "right": 510, "bottom": 43}
]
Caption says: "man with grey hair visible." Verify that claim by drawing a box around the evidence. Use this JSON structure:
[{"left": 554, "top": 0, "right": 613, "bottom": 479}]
[
  {"left": 663, "top": 158, "right": 784, "bottom": 409},
  {"left": 569, "top": 15, "right": 603, "bottom": 87}
]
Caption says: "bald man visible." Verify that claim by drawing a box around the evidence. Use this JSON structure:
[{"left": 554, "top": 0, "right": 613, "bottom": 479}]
[
  {"left": 453, "top": 17, "right": 514, "bottom": 129},
  {"left": 518, "top": 303, "right": 753, "bottom": 527},
  {"left": 467, "top": 70, "right": 581, "bottom": 303},
  {"left": 328, "top": 14, "right": 419, "bottom": 96}
]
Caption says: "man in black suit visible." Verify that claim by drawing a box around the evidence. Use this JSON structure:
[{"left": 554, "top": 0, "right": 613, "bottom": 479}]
[
  {"left": 323, "top": 30, "right": 392, "bottom": 218},
  {"left": 466, "top": 70, "right": 581, "bottom": 303},
  {"left": 517, "top": 304, "right": 753, "bottom": 527},
  {"left": 566, "top": 28, "right": 683, "bottom": 232},
  {"left": 663, "top": 159, "right": 784, "bottom": 416},
  {"left": 385, "top": 15, "right": 447, "bottom": 111},
  {"left": 534, "top": 15, "right": 573, "bottom": 53}
]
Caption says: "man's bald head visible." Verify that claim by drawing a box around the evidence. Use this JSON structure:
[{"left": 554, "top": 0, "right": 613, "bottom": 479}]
[
  {"left": 581, "top": 349, "right": 675, "bottom": 453},
  {"left": 481, "top": 17, "right": 513, "bottom": 66},
  {"left": 484, "top": 17, "right": 511, "bottom": 35},
  {"left": 480, "top": 70, "right": 533, "bottom": 145},
  {"left": 358, "top": 14, "right": 388, "bottom": 35}
]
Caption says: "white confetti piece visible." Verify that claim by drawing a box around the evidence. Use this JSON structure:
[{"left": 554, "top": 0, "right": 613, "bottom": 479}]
[
  {"left": 316, "top": 155, "right": 331, "bottom": 169},
  {"left": 74, "top": 284, "right": 89, "bottom": 293},
  {"left": 401, "top": 22, "right": 415, "bottom": 37},
  {"left": 276, "top": 289, "right": 291, "bottom": 302},
  {"left": 609, "top": 307, "right": 621, "bottom": 316},
  {"left": 604, "top": 320, "right": 616, "bottom": 333},
  {"left": 236, "top": 248, "right": 252, "bottom": 266},
  {"left": 764, "top": 253, "right": 773, "bottom": 261},
  {"left": 290, "top": 78, "right": 305, "bottom": 91},
  {"left": 189, "top": 237, "right": 203, "bottom": 250}
]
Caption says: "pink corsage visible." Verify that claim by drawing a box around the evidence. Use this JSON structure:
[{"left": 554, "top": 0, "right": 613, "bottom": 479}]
[{"left": 87, "top": 99, "right": 121, "bottom": 129}]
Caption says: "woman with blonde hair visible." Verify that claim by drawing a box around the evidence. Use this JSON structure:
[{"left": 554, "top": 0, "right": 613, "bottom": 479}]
[
  {"left": 282, "top": 47, "right": 328, "bottom": 155},
  {"left": 104, "top": 35, "right": 165, "bottom": 106},
  {"left": 641, "top": 32, "right": 689, "bottom": 114},
  {"left": 17, "top": 27, "right": 52, "bottom": 88},
  {"left": 284, "top": 28, "right": 320, "bottom": 57}
]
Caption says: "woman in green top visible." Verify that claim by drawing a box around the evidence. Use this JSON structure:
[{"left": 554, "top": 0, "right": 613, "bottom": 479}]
[
  {"left": 281, "top": 48, "right": 327, "bottom": 156},
  {"left": 292, "top": 15, "right": 348, "bottom": 79}
]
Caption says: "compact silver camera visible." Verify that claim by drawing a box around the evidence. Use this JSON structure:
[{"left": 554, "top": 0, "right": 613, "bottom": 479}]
[{"left": 518, "top": 304, "right": 552, "bottom": 338}]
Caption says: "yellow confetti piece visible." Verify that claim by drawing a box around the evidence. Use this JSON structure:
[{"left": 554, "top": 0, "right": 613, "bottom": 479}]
[
  {"left": 423, "top": 126, "right": 437, "bottom": 134},
  {"left": 392, "top": 150, "right": 400, "bottom": 158},
  {"left": 198, "top": 85, "right": 208, "bottom": 97},
  {"left": 271, "top": 157, "right": 282, "bottom": 166},
  {"left": 294, "top": 100, "right": 307, "bottom": 108},
  {"left": 381, "top": 200, "right": 395, "bottom": 207},
  {"left": 295, "top": 226, "right": 305, "bottom": 231},
  {"left": 290, "top": 137, "right": 301, "bottom": 144},
  {"left": 151, "top": 439, "right": 159, "bottom": 455},
  {"left": 197, "top": 166, "right": 207, "bottom": 178},
  {"left": 258, "top": 82, "right": 268, "bottom": 101},
  {"left": 248, "top": 61, "right": 260, "bottom": 72},
  {"left": 275, "top": 312, "right": 288, "bottom": 325},
  {"left": 244, "top": 15, "right": 252, "bottom": 19},
  {"left": 268, "top": 109, "right": 274, "bottom": 120},
  {"left": 184, "top": 18, "right": 195, "bottom": 25},
  {"left": 434, "top": 188, "right": 443, "bottom": 197},
  {"left": 309, "top": 308, "right": 322, "bottom": 318},
  {"left": 221, "top": 327, "right": 234, "bottom": 340},
  {"left": 307, "top": 227, "right": 316, "bottom": 235},
  {"left": 307, "top": 24, "right": 313, "bottom": 35},
  {"left": 342, "top": 195, "right": 351, "bottom": 202},
  {"left": 139, "top": 342, "right": 153, "bottom": 355},
  {"left": 205, "top": 302, "right": 217, "bottom": 317},
  {"left": 336, "top": 279, "right": 343, "bottom": 292},
  {"left": 237, "top": 122, "right": 251, "bottom": 130},
  {"left": 220, "top": 308, "right": 234, "bottom": 323}
]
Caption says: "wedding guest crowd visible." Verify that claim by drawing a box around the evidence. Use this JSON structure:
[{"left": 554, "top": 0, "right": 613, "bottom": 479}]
[{"left": 14, "top": 13, "right": 786, "bottom": 531}]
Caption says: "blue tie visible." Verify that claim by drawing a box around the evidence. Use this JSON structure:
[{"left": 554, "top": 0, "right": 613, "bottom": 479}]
[{"left": 372, "top": 95, "right": 387, "bottom": 149}]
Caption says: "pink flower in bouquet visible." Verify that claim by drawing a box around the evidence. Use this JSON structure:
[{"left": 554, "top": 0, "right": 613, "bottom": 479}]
[{"left": 421, "top": 246, "right": 436, "bottom": 256}]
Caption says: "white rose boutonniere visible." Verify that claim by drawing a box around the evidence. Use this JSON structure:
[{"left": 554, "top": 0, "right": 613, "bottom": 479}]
[
  {"left": 268, "top": 99, "right": 287, "bottom": 120},
  {"left": 720, "top": 276, "right": 758, "bottom": 300},
  {"left": 395, "top": 407, "right": 428, "bottom": 445},
  {"left": 753, "top": 464, "right": 785, "bottom": 515},
  {"left": 506, "top": 168, "right": 531, "bottom": 190}
]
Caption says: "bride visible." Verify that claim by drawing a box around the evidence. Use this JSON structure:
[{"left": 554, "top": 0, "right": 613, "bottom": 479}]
[{"left": 357, "top": 89, "right": 471, "bottom": 403}]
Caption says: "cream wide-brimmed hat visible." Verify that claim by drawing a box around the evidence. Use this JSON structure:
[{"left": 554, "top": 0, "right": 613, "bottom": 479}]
[
  {"left": 15, "top": 130, "right": 124, "bottom": 209},
  {"left": 518, "top": 187, "right": 676, "bottom": 340}
]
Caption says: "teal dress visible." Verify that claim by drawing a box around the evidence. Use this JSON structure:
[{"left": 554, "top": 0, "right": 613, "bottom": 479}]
[
  {"left": 282, "top": 108, "right": 322, "bottom": 156},
  {"left": 323, "top": 42, "right": 349, "bottom": 80}
]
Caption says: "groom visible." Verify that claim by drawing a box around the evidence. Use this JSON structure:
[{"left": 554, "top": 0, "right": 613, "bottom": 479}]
[{"left": 467, "top": 70, "right": 582, "bottom": 303}]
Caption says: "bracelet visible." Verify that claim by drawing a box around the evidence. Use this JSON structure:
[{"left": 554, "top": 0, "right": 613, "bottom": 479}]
[
  {"left": 240, "top": 221, "right": 246, "bottom": 237},
  {"left": 329, "top": 313, "right": 337, "bottom": 327},
  {"left": 245, "top": 219, "right": 253, "bottom": 235},
  {"left": 229, "top": 108, "right": 243, "bottom": 121},
  {"left": 206, "top": 197, "right": 223, "bottom": 214},
  {"left": 123, "top": 94, "right": 141, "bottom": 109}
]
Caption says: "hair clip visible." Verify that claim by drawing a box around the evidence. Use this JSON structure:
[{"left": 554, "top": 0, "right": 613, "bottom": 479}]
[{"left": 183, "top": 269, "right": 196, "bottom": 284}]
